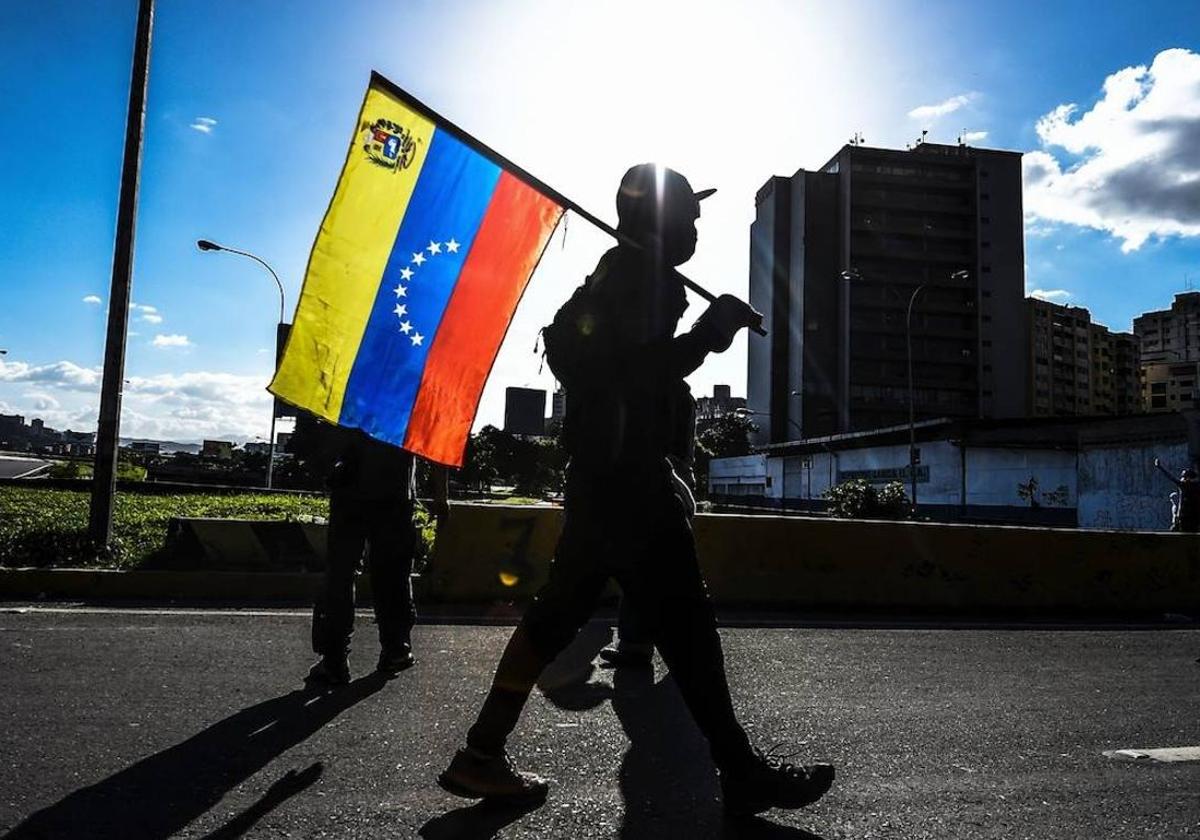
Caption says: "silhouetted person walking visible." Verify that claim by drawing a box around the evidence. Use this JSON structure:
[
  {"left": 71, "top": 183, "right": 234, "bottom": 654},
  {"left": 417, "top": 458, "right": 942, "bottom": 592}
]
[
  {"left": 438, "top": 164, "right": 835, "bottom": 816},
  {"left": 1154, "top": 457, "right": 1199, "bottom": 532},
  {"left": 302, "top": 419, "right": 448, "bottom": 685}
]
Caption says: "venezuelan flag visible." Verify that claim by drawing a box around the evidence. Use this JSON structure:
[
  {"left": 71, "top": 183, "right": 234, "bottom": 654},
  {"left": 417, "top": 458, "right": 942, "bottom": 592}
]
[{"left": 271, "top": 73, "right": 564, "bottom": 466}]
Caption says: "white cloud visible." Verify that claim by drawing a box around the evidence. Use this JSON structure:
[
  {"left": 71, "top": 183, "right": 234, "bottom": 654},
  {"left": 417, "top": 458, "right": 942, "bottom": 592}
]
[
  {"left": 152, "top": 334, "right": 191, "bottom": 348},
  {"left": 962, "top": 130, "right": 988, "bottom": 143},
  {"left": 189, "top": 116, "right": 217, "bottom": 134},
  {"left": 138, "top": 305, "right": 158, "bottom": 314},
  {"left": 0, "top": 359, "right": 102, "bottom": 390},
  {"left": 23, "top": 391, "right": 61, "bottom": 411},
  {"left": 0, "top": 355, "right": 272, "bottom": 440},
  {"left": 82, "top": 295, "right": 102, "bottom": 305},
  {"left": 908, "top": 93, "right": 977, "bottom": 122},
  {"left": 1031, "top": 289, "right": 1072, "bottom": 302},
  {"left": 142, "top": 313, "right": 163, "bottom": 324},
  {"left": 1023, "top": 48, "right": 1200, "bottom": 252}
]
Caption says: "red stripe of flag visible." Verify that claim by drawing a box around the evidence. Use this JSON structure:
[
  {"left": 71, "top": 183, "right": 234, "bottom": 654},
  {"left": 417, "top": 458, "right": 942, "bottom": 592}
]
[{"left": 403, "top": 172, "right": 563, "bottom": 465}]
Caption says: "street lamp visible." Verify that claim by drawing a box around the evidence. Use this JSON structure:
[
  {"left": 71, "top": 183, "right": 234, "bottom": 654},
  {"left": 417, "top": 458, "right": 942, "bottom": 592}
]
[
  {"left": 837, "top": 270, "right": 861, "bottom": 433},
  {"left": 904, "top": 268, "right": 970, "bottom": 512},
  {"left": 197, "top": 239, "right": 285, "bottom": 488}
]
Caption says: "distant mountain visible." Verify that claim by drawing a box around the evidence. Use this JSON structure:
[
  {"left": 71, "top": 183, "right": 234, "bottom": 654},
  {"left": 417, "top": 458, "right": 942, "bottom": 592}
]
[{"left": 119, "top": 438, "right": 203, "bottom": 455}]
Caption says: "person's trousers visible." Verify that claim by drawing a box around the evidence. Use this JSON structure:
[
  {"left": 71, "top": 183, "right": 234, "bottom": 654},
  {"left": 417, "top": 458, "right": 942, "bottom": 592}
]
[
  {"left": 613, "top": 595, "right": 654, "bottom": 654},
  {"left": 312, "top": 493, "right": 418, "bottom": 656},
  {"left": 466, "top": 463, "right": 754, "bottom": 772}
]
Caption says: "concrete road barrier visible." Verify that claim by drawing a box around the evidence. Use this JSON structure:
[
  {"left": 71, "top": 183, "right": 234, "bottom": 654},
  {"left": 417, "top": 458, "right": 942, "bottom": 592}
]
[
  {"left": 426, "top": 506, "right": 1200, "bottom": 613},
  {"left": 4, "top": 504, "right": 1197, "bottom": 612}
]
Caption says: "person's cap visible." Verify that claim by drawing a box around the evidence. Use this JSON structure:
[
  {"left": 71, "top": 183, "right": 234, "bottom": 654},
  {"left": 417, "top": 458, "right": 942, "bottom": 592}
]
[{"left": 616, "top": 163, "right": 715, "bottom": 229}]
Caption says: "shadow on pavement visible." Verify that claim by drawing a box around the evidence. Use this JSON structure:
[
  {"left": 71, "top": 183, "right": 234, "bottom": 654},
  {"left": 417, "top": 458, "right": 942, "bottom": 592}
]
[
  {"left": 5, "top": 675, "right": 387, "bottom": 839},
  {"left": 419, "top": 800, "right": 543, "bottom": 840},
  {"left": 612, "top": 665, "right": 830, "bottom": 840}
]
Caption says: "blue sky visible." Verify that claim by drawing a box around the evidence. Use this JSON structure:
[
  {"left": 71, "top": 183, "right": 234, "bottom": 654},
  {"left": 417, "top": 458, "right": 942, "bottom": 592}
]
[{"left": 1, "top": 1, "right": 1197, "bottom": 441}]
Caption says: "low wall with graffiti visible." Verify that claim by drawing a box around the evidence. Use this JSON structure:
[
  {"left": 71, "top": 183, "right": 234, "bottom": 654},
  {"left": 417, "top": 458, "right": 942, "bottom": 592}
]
[{"left": 427, "top": 504, "right": 1200, "bottom": 613}]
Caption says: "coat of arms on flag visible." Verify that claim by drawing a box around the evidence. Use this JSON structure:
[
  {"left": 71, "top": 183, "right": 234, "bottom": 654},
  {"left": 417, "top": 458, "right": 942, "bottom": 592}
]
[
  {"left": 271, "top": 72, "right": 565, "bottom": 466},
  {"left": 360, "top": 117, "right": 419, "bottom": 171}
]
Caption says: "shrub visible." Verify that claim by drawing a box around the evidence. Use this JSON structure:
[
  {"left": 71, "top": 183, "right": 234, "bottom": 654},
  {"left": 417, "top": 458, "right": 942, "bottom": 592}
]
[{"left": 823, "top": 479, "right": 909, "bottom": 519}]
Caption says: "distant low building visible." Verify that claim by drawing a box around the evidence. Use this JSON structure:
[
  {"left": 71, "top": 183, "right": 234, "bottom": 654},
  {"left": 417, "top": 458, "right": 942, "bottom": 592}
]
[
  {"left": 243, "top": 441, "right": 271, "bottom": 455},
  {"left": 201, "top": 439, "right": 235, "bottom": 460},
  {"left": 713, "top": 412, "right": 1200, "bottom": 531},
  {"left": 129, "top": 441, "right": 161, "bottom": 455}
]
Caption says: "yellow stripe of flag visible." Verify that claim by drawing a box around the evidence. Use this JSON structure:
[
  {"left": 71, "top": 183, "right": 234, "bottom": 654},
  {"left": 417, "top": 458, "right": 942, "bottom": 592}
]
[{"left": 271, "top": 84, "right": 435, "bottom": 422}]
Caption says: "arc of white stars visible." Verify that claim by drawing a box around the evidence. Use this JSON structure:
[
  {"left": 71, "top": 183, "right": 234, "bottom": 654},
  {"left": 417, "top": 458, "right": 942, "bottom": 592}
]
[{"left": 395, "top": 235, "right": 458, "bottom": 339}]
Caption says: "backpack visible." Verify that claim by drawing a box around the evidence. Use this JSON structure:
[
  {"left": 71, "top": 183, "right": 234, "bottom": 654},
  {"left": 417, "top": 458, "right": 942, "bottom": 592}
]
[{"left": 540, "top": 267, "right": 611, "bottom": 390}]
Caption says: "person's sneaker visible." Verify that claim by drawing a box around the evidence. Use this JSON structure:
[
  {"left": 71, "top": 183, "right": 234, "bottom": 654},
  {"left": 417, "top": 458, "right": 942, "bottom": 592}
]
[
  {"left": 597, "top": 646, "right": 653, "bottom": 668},
  {"left": 305, "top": 654, "right": 350, "bottom": 687},
  {"left": 377, "top": 643, "right": 416, "bottom": 677},
  {"left": 720, "top": 748, "right": 835, "bottom": 816},
  {"left": 438, "top": 747, "right": 550, "bottom": 804}
]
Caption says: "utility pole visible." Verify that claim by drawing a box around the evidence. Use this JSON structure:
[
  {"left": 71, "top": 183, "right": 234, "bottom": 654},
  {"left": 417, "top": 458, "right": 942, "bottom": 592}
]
[{"left": 88, "top": 0, "right": 155, "bottom": 549}]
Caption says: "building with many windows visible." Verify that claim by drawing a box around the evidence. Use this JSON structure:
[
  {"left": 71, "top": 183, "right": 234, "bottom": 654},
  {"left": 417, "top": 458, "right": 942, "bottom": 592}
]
[
  {"left": 747, "top": 140, "right": 1026, "bottom": 445},
  {"left": 1133, "top": 292, "right": 1200, "bottom": 364},
  {"left": 1025, "top": 297, "right": 1139, "bottom": 416}
]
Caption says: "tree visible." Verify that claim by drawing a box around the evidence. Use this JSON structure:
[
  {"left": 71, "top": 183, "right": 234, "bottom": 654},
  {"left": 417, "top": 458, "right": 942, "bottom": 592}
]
[{"left": 694, "top": 412, "right": 756, "bottom": 496}]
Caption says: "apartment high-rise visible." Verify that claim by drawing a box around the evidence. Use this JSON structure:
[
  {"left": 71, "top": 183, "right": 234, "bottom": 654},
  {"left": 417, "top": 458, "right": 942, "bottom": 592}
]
[
  {"left": 1133, "top": 292, "right": 1200, "bottom": 363},
  {"left": 1025, "top": 297, "right": 1139, "bottom": 416},
  {"left": 1132, "top": 292, "right": 1200, "bottom": 413},
  {"left": 748, "top": 141, "right": 1026, "bottom": 444}
]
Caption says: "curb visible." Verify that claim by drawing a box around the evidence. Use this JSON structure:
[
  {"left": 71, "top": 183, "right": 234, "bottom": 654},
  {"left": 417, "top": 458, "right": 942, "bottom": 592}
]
[{"left": 0, "top": 568, "right": 321, "bottom": 602}]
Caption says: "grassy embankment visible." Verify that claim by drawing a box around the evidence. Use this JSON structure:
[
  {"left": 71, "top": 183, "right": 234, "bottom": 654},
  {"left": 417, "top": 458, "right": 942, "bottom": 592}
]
[{"left": 0, "top": 486, "right": 330, "bottom": 569}]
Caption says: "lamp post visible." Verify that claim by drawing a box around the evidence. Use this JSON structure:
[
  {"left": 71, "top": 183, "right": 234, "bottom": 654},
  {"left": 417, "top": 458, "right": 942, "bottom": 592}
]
[
  {"left": 904, "top": 269, "right": 970, "bottom": 512},
  {"left": 197, "top": 239, "right": 285, "bottom": 488},
  {"left": 838, "top": 269, "right": 861, "bottom": 433}
]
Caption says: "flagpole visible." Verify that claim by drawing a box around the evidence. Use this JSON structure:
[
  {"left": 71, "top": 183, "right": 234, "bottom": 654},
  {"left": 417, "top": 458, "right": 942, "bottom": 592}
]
[
  {"left": 368, "top": 71, "right": 766, "bottom": 336},
  {"left": 88, "top": 0, "right": 154, "bottom": 550}
]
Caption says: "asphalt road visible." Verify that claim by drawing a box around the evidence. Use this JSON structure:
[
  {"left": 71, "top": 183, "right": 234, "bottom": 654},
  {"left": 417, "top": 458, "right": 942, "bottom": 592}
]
[
  {"left": 0, "top": 456, "right": 49, "bottom": 479},
  {"left": 0, "top": 607, "right": 1197, "bottom": 839}
]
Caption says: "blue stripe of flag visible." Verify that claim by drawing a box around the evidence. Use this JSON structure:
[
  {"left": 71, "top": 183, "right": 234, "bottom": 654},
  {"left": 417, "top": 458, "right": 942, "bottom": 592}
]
[{"left": 339, "top": 129, "right": 501, "bottom": 443}]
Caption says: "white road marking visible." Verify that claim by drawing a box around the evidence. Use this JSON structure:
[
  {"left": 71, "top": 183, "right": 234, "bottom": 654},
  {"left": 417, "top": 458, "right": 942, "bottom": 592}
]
[{"left": 1103, "top": 747, "right": 1200, "bottom": 763}]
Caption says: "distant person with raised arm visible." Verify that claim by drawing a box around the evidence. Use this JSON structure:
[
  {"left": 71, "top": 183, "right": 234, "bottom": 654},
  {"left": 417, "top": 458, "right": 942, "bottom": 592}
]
[{"left": 1153, "top": 457, "right": 1199, "bottom": 532}]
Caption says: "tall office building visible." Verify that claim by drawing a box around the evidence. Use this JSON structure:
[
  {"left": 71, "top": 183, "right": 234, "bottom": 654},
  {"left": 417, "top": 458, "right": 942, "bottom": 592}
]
[
  {"left": 1025, "top": 297, "right": 1139, "bottom": 416},
  {"left": 503, "top": 386, "right": 547, "bottom": 436},
  {"left": 747, "top": 141, "right": 1026, "bottom": 445}
]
